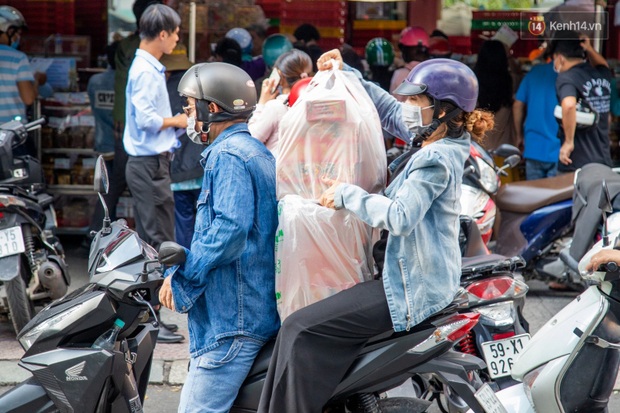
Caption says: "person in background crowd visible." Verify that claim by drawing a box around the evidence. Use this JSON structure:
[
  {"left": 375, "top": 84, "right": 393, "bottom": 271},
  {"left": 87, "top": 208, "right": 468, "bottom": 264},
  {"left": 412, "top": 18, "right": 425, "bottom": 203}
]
[
  {"left": 86, "top": 42, "right": 120, "bottom": 238},
  {"left": 428, "top": 29, "right": 452, "bottom": 59},
  {"left": 293, "top": 23, "right": 323, "bottom": 72},
  {"left": 365, "top": 37, "right": 395, "bottom": 92},
  {"left": 159, "top": 62, "right": 279, "bottom": 413},
  {"left": 0, "top": 6, "right": 46, "bottom": 126},
  {"left": 247, "top": 23, "right": 267, "bottom": 58},
  {"left": 340, "top": 43, "right": 365, "bottom": 74},
  {"left": 389, "top": 26, "right": 430, "bottom": 101},
  {"left": 550, "top": 30, "right": 612, "bottom": 172},
  {"left": 255, "top": 34, "right": 294, "bottom": 95},
  {"left": 124, "top": 3, "right": 187, "bottom": 344},
  {"left": 248, "top": 49, "right": 312, "bottom": 157},
  {"left": 160, "top": 44, "right": 203, "bottom": 251},
  {"left": 474, "top": 39, "right": 518, "bottom": 150},
  {"left": 226, "top": 27, "right": 266, "bottom": 80},
  {"left": 258, "top": 49, "right": 495, "bottom": 413},
  {"left": 513, "top": 52, "right": 560, "bottom": 180},
  {"left": 124, "top": 3, "right": 186, "bottom": 249},
  {"left": 213, "top": 37, "right": 243, "bottom": 67},
  {"left": 104, "top": 0, "right": 160, "bottom": 239}
]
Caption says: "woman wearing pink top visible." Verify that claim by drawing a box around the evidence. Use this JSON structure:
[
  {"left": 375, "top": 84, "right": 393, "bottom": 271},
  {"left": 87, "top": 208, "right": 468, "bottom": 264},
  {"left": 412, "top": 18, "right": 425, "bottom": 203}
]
[
  {"left": 249, "top": 49, "right": 312, "bottom": 158},
  {"left": 389, "top": 26, "right": 430, "bottom": 101}
]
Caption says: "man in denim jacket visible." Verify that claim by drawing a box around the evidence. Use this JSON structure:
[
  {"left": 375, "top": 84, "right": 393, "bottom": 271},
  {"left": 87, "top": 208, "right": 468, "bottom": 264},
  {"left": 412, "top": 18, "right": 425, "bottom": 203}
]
[{"left": 159, "top": 63, "right": 279, "bottom": 413}]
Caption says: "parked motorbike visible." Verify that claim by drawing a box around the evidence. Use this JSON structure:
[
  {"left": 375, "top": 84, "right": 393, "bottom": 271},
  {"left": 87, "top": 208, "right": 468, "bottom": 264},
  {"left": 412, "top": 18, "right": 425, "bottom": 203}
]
[
  {"left": 430, "top": 218, "right": 529, "bottom": 413},
  {"left": 467, "top": 181, "right": 620, "bottom": 413},
  {"left": 0, "top": 157, "right": 491, "bottom": 413},
  {"left": 0, "top": 118, "right": 69, "bottom": 335},
  {"left": 461, "top": 142, "right": 521, "bottom": 246},
  {"left": 492, "top": 170, "right": 576, "bottom": 288}
]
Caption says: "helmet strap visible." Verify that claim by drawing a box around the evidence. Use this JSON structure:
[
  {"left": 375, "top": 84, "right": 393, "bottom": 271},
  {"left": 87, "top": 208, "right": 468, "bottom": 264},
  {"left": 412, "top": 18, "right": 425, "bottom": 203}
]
[{"left": 412, "top": 97, "right": 462, "bottom": 144}]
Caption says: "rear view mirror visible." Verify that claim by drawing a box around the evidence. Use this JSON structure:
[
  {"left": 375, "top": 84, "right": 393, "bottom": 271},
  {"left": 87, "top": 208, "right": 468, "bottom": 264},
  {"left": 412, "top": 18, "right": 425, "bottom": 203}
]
[
  {"left": 493, "top": 144, "right": 521, "bottom": 159},
  {"left": 503, "top": 154, "right": 521, "bottom": 169},
  {"left": 93, "top": 156, "right": 109, "bottom": 195},
  {"left": 158, "top": 241, "right": 187, "bottom": 266}
]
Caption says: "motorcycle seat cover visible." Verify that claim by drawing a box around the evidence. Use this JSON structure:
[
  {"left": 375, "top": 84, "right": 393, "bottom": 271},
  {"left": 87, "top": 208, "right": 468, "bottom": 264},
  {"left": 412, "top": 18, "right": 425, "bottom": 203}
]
[{"left": 495, "top": 172, "right": 575, "bottom": 214}]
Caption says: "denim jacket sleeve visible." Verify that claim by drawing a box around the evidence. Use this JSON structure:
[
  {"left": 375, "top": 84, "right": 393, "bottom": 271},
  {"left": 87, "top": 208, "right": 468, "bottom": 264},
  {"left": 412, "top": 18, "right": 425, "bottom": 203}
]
[
  {"left": 168, "top": 151, "right": 255, "bottom": 312},
  {"left": 334, "top": 149, "right": 449, "bottom": 236},
  {"left": 343, "top": 64, "right": 413, "bottom": 143}
]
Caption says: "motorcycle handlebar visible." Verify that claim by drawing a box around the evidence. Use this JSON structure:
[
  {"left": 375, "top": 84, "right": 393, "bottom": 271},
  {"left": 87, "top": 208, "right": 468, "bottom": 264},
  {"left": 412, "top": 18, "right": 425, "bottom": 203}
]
[
  {"left": 559, "top": 250, "right": 580, "bottom": 274},
  {"left": 23, "top": 117, "right": 46, "bottom": 131}
]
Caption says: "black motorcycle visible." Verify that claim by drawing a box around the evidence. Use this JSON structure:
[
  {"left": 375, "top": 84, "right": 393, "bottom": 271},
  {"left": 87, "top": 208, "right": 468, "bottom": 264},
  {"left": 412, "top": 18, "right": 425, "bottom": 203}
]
[
  {"left": 0, "top": 118, "right": 69, "bottom": 334},
  {"left": 0, "top": 157, "right": 494, "bottom": 413}
]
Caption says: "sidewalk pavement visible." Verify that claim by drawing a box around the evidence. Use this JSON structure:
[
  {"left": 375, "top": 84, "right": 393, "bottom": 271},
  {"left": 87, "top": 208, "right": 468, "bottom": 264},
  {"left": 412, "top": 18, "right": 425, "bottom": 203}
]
[{"left": 2, "top": 281, "right": 620, "bottom": 389}]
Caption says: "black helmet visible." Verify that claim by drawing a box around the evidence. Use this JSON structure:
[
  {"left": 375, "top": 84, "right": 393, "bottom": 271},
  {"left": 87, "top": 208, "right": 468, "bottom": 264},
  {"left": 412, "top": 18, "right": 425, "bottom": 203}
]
[
  {"left": 177, "top": 63, "right": 207, "bottom": 99},
  {"left": 181, "top": 62, "right": 257, "bottom": 124}
]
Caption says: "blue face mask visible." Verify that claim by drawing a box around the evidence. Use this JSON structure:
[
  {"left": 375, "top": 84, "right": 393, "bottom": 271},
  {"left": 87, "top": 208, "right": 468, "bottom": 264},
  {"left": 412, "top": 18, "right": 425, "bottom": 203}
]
[{"left": 10, "top": 37, "right": 19, "bottom": 49}]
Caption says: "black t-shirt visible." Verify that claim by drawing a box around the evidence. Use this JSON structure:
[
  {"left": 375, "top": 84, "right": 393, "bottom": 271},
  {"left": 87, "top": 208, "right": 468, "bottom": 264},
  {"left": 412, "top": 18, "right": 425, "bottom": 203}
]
[{"left": 556, "top": 62, "right": 613, "bottom": 172}]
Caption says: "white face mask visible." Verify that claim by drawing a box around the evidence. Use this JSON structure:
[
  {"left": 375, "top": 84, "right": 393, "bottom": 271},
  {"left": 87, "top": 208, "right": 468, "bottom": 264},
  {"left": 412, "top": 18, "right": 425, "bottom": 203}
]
[
  {"left": 186, "top": 116, "right": 204, "bottom": 145},
  {"left": 400, "top": 102, "right": 434, "bottom": 136}
]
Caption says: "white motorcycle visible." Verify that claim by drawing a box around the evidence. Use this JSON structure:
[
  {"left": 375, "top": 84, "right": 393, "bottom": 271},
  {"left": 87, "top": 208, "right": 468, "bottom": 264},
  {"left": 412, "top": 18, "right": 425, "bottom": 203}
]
[{"left": 467, "top": 180, "right": 620, "bottom": 413}]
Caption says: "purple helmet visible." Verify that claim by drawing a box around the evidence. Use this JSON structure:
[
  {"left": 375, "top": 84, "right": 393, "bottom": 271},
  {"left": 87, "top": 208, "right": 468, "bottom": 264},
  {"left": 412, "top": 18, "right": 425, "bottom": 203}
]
[{"left": 394, "top": 58, "right": 479, "bottom": 113}]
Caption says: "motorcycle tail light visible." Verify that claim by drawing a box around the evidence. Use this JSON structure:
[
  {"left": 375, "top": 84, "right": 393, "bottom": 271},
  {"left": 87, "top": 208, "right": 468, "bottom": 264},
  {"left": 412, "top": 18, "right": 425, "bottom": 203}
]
[
  {"left": 493, "top": 331, "right": 515, "bottom": 341},
  {"left": 466, "top": 276, "right": 528, "bottom": 306},
  {"left": 408, "top": 313, "right": 480, "bottom": 354}
]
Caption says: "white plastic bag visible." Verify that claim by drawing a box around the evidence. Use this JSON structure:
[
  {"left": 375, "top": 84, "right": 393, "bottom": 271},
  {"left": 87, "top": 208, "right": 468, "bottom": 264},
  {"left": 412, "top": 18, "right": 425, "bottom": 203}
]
[
  {"left": 276, "top": 67, "right": 386, "bottom": 200},
  {"left": 275, "top": 195, "right": 375, "bottom": 320}
]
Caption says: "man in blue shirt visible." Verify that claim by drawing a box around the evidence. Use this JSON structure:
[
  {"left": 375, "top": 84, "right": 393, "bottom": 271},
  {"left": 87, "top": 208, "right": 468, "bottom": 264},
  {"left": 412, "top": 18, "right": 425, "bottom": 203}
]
[
  {"left": 0, "top": 6, "right": 43, "bottom": 124},
  {"left": 123, "top": 4, "right": 187, "bottom": 250},
  {"left": 513, "top": 60, "right": 560, "bottom": 180},
  {"left": 159, "top": 62, "right": 279, "bottom": 413}
]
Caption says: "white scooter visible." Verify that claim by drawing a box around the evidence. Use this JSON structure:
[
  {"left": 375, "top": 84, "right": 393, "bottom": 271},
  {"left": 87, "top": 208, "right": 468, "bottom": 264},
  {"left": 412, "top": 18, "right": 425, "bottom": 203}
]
[{"left": 468, "top": 180, "right": 620, "bottom": 413}]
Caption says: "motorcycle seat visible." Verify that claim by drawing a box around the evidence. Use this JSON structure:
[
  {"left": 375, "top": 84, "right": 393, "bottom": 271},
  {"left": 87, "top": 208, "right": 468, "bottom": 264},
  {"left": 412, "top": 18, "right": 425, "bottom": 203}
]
[
  {"left": 495, "top": 172, "right": 574, "bottom": 214},
  {"left": 244, "top": 290, "right": 469, "bottom": 379}
]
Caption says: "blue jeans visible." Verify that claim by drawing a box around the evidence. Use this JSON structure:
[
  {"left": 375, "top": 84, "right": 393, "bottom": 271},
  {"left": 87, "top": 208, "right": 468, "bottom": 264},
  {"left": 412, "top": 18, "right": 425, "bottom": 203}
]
[
  {"left": 526, "top": 159, "right": 558, "bottom": 180},
  {"left": 178, "top": 336, "right": 264, "bottom": 413},
  {"left": 173, "top": 189, "right": 200, "bottom": 249}
]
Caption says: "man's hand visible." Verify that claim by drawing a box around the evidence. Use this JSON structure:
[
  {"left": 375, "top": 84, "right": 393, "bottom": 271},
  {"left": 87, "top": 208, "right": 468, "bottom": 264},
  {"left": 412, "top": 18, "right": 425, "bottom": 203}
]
[
  {"left": 316, "top": 49, "right": 343, "bottom": 72},
  {"left": 586, "top": 249, "right": 620, "bottom": 272},
  {"left": 579, "top": 34, "right": 593, "bottom": 53},
  {"left": 159, "top": 276, "right": 175, "bottom": 311},
  {"left": 559, "top": 141, "right": 574, "bottom": 165},
  {"left": 173, "top": 113, "right": 188, "bottom": 129}
]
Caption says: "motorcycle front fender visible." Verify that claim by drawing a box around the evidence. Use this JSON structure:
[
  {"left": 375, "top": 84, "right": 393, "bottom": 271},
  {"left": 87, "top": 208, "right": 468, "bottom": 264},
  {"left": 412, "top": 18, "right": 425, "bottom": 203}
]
[
  {"left": 0, "top": 376, "right": 56, "bottom": 413},
  {"left": 0, "top": 254, "right": 21, "bottom": 282}
]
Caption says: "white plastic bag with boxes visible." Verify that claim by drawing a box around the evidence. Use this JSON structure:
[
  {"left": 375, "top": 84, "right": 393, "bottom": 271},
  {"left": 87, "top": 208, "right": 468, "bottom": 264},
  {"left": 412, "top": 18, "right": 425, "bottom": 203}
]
[{"left": 275, "top": 66, "right": 387, "bottom": 320}]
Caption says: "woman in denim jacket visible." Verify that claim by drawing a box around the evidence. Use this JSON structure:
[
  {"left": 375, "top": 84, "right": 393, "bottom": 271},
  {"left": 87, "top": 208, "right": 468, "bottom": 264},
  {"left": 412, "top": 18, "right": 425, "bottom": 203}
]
[{"left": 258, "top": 50, "right": 495, "bottom": 413}]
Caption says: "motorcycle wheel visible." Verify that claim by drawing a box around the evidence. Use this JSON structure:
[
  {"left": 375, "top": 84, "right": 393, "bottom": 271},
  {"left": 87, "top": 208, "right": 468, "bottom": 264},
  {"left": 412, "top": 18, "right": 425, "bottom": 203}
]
[{"left": 6, "top": 265, "right": 34, "bottom": 335}]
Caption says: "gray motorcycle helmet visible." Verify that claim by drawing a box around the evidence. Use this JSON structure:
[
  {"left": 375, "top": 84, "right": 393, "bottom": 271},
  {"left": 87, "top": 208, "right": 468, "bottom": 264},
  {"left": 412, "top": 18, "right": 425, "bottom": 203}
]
[
  {"left": 177, "top": 63, "right": 207, "bottom": 99},
  {"left": 0, "top": 6, "right": 27, "bottom": 33},
  {"left": 179, "top": 62, "right": 257, "bottom": 124}
]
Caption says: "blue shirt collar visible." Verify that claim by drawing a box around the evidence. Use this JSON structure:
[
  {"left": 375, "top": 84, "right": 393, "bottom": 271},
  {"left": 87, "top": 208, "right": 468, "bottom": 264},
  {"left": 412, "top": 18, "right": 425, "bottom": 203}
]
[{"left": 135, "top": 49, "right": 165, "bottom": 74}]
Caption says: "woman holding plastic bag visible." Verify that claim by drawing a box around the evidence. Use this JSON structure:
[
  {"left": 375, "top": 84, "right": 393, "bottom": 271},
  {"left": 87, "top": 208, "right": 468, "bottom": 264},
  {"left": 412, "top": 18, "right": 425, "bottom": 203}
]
[{"left": 258, "top": 50, "right": 495, "bottom": 413}]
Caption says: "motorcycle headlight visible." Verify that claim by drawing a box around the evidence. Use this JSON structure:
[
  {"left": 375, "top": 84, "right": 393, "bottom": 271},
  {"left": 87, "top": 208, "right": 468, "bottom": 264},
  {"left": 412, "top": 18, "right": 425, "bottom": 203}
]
[
  {"left": 18, "top": 304, "right": 83, "bottom": 351},
  {"left": 475, "top": 157, "right": 498, "bottom": 194}
]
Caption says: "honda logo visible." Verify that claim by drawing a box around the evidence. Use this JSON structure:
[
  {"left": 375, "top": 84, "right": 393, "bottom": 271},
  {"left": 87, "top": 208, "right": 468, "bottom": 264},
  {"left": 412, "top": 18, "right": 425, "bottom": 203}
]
[{"left": 65, "top": 361, "right": 88, "bottom": 381}]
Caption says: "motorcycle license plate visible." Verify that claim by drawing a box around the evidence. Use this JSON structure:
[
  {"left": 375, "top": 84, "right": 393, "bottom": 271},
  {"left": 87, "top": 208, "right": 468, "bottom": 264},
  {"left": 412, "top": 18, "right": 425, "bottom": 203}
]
[
  {"left": 474, "top": 383, "right": 508, "bottom": 413},
  {"left": 481, "top": 333, "right": 531, "bottom": 379},
  {"left": 0, "top": 226, "right": 25, "bottom": 258}
]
